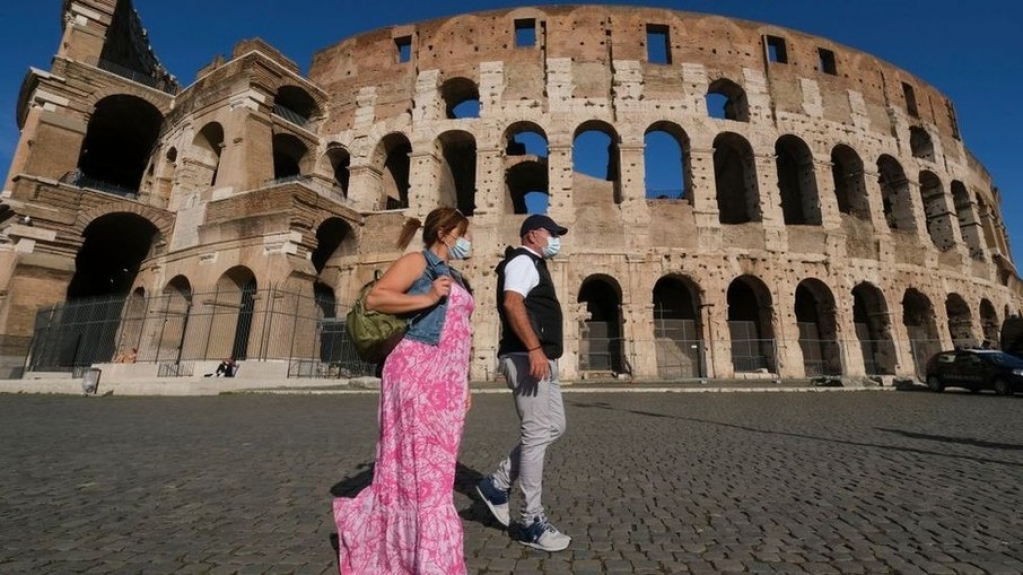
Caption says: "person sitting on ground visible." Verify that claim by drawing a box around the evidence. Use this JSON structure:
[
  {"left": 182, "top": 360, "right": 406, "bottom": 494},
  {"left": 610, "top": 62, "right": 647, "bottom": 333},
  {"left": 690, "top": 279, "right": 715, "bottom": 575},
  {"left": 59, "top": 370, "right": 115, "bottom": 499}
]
[{"left": 205, "top": 357, "right": 237, "bottom": 377}]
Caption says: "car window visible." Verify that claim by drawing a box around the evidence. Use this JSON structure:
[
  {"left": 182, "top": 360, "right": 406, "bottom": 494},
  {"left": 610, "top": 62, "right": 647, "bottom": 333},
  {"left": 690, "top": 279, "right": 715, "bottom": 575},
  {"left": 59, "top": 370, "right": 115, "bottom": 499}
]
[{"left": 978, "top": 351, "right": 1023, "bottom": 369}]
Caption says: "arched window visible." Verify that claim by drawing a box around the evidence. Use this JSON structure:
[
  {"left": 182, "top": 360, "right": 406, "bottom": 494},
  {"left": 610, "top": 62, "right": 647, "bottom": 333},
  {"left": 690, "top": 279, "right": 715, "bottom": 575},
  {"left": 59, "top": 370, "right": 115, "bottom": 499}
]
[
  {"left": 272, "top": 133, "right": 309, "bottom": 181},
  {"left": 193, "top": 123, "right": 224, "bottom": 188},
  {"left": 713, "top": 132, "right": 759, "bottom": 224},
  {"left": 273, "top": 85, "right": 319, "bottom": 127},
  {"left": 852, "top": 283, "right": 895, "bottom": 375},
  {"left": 903, "top": 288, "right": 940, "bottom": 378},
  {"left": 438, "top": 130, "right": 477, "bottom": 215},
  {"left": 877, "top": 155, "right": 913, "bottom": 232},
  {"left": 706, "top": 78, "right": 749, "bottom": 122},
  {"left": 441, "top": 77, "right": 481, "bottom": 119},
  {"left": 77, "top": 95, "right": 163, "bottom": 195},
  {"left": 909, "top": 126, "right": 935, "bottom": 161},
  {"left": 644, "top": 122, "right": 690, "bottom": 201},
  {"left": 375, "top": 133, "right": 412, "bottom": 210},
  {"left": 775, "top": 135, "right": 821, "bottom": 225},
  {"left": 505, "top": 123, "right": 549, "bottom": 214},
  {"left": 919, "top": 171, "right": 954, "bottom": 250},
  {"left": 795, "top": 280, "right": 841, "bottom": 376},
  {"left": 831, "top": 145, "right": 869, "bottom": 220},
  {"left": 573, "top": 121, "right": 621, "bottom": 204}
]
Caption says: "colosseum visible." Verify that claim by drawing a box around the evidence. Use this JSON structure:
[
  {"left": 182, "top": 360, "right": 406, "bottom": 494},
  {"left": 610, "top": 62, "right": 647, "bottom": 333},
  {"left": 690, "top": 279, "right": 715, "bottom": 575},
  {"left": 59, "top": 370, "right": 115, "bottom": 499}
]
[{"left": 1, "top": 0, "right": 1020, "bottom": 385}]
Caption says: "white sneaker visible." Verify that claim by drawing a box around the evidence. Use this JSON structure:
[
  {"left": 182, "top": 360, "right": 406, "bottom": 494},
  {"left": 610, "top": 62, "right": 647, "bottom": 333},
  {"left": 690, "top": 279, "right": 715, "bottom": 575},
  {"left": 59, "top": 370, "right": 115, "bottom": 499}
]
[
  {"left": 515, "top": 517, "right": 571, "bottom": 552},
  {"left": 475, "top": 476, "right": 510, "bottom": 527}
]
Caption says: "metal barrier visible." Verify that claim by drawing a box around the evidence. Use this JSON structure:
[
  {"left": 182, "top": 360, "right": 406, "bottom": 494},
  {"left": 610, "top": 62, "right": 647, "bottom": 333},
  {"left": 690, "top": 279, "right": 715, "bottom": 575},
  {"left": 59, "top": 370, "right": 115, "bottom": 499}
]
[{"left": 26, "top": 288, "right": 377, "bottom": 378}]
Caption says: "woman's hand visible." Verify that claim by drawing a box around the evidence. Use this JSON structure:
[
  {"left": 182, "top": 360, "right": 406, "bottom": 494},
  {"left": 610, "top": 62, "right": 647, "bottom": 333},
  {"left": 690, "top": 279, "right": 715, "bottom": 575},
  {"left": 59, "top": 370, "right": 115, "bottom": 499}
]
[{"left": 430, "top": 275, "right": 453, "bottom": 303}]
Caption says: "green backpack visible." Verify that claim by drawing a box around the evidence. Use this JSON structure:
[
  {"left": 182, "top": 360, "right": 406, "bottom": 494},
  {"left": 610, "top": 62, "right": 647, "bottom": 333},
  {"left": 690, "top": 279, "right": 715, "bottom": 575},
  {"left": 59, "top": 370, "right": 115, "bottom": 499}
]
[{"left": 346, "top": 278, "right": 408, "bottom": 363}]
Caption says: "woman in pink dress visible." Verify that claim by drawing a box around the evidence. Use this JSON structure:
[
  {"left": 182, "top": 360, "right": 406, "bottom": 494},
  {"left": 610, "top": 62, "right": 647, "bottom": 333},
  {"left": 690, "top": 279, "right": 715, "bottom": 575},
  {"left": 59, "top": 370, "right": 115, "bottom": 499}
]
[{"left": 333, "top": 207, "right": 474, "bottom": 575}]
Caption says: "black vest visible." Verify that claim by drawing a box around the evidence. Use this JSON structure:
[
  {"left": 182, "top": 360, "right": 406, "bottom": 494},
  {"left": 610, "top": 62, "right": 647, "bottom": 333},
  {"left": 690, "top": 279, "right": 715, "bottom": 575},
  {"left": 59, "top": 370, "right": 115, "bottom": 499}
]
[{"left": 496, "top": 247, "right": 563, "bottom": 359}]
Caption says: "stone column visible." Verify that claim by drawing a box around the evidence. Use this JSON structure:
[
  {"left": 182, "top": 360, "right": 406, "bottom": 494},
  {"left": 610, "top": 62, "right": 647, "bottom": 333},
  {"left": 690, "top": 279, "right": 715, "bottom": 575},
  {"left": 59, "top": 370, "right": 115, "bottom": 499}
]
[
  {"left": 689, "top": 146, "right": 722, "bottom": 251},
  {"left": 754, "top": 150, "right": 787, "bottom": 252},
  {"left": 407, "top": 147, "right": 442, "bottom": 217},
  {"left": 617, "top": 142, "right": 651, "bottom": 249},
  {"left": 546, "top": 141, "right": 574, "bottom": 225}
]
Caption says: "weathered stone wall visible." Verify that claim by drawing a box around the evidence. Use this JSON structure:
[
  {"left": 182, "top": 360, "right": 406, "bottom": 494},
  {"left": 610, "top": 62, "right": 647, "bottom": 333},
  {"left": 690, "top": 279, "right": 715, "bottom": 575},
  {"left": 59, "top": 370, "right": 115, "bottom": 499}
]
[{"left": 1, "top": 1, "right": 1020, "bottom": 381}]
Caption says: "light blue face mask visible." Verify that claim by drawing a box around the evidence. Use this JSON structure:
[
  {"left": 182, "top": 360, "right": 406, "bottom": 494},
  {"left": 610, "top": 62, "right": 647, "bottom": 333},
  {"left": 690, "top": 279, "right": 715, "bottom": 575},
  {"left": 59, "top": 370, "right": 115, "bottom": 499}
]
[
  {"left": 542, "top": 236, "right": 561, "bottom": 259},
  {"left": 448, "top": 237, "right": 472, "bottom": 260}
]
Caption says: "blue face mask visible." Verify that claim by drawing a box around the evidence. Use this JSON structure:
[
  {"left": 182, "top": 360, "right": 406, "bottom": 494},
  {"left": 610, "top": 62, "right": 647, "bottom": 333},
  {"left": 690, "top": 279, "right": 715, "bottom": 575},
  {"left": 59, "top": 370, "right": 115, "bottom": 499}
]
[
  {"left": 542, "top": 236, "right": 561, "bottom": 259},
  {"left": 448, "top": 237, "right": 472, "bottom": 260}
]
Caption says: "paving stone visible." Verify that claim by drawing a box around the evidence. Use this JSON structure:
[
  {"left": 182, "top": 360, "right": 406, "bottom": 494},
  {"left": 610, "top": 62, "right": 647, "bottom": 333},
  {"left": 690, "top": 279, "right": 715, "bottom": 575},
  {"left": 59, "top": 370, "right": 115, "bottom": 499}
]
[{"left": 3, "top": 392, "right": 1023, "bottom": 574}]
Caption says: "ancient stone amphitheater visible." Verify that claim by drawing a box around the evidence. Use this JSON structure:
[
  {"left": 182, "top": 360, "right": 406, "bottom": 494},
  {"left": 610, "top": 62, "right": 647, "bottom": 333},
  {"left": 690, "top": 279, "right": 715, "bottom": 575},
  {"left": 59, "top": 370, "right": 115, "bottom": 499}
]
[{"left": 1, "top": 0, "right": 1020, "bottom": 383}]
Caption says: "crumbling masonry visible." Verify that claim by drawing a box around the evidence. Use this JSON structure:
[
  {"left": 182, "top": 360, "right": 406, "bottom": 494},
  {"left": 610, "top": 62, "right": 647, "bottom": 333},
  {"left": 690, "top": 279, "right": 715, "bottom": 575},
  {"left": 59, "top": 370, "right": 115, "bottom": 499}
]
[{"left": 1, "top": 0, "right": 1021, "bottom": 382}]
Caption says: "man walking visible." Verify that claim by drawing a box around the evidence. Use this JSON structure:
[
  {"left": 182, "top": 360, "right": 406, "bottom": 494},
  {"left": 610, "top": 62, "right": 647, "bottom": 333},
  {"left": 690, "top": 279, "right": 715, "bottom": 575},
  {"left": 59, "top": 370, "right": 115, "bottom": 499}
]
[{"left": 476, "top": 214, "right": 571, "bottom": 552}]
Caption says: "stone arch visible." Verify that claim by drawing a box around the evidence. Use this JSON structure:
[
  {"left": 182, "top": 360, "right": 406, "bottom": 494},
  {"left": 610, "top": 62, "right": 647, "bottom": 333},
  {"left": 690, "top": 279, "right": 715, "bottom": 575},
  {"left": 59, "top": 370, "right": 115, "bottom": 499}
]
[
  {"left": 312, "top": 217, "right": 358, "bottom": 275},
  {"left": 945, "top": 293, "right": 974, "bottom": 348},
  {"left": 573, "top": 120, "right": 622, "bottom": 204},
  {"left": 191, "top": 121, "right": 224, "bottom": 188},
  {"left": 727, "top": 275, "right": 776, "bottom": 373},
  {"left": 157, "top": 275, "right": 194, "bottom": 362},
  {"left": 372, "top": 132, "right": 413, "bottom": 210},
  {"left": 951, "top": 180, "right": 984, "bottom": 259},
  {"left": 776, "top": 135, "right": 821, "bottom": 225},
  {"left": 877, "top": 155, "right": 914, "bottom": 232},
  {"left": 909, "top": 126, "right": 935, "bottom": 161},
  {"left": 437, "top": 130, "right": 477, "bottom": 214},
  {"left": 73, "top": 202, "right": 174, "bottom": 239},
  {"left": 831, "top": 144, "right": 869, "bottom": 220},
  {"left": 273, "top": 85, "right": 321, "bottom": 125},
  {"left": 272, "top": 132, "right": 311, "bottom": 180},
  {"left": 714, "top": 132, "right": 760, "bottom": 224},
  {"left": 644, "top": 121, "right": 691, "bottom": 201},
  {"left": 320, "top": 143, "right": 351, "bottom": 196},
  {"left": 795, "top": 279, "right": 842, "bottom": 375},
  {"left": 213, "top": 266, "right": 258, "bottom": 361},
  {"left": 706, "top": 78, "right": 749, "bottom": 122},
  {"left": 504, "top": 122, "right": 549, "bottom": 214},
  {"left": 980, "top": 298, "right": 999, "bottom": 347},
  {"left": 77, "top": 94, "right": 164, "bottom": 194},
  {"left": 652, "top": 275, "right": 704, "bottom": 379},
  {"left": 902, "top": 288, "right": 940, "bottom": 378},
  {"left": 578, "top": 274, "right": 626, "bottom": 374},
  {"left": 440, "top": 77, "right": 481, "bottom": 119},
  {"left": 919, "top": 171, "right": 955, "bottom": 250},
  {"left": 852, "top": 282, "right": 896, "bottom": 375}
]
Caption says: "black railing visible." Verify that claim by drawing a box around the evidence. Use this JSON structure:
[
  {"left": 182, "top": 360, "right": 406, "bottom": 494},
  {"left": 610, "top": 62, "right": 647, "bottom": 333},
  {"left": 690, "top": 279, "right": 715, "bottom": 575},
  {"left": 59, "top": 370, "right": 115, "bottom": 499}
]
[
  {"left": 61, "top": 171, "right": 139, "bottom": 200},
  {"left": 647, "top": 189, "right": 686, "bottom": 200},
  {"left": 97, "top": 59, "right": 176, "bottom": 95},
  {"left": 273, "top": 103, "right": 311, "bottom": 128}
]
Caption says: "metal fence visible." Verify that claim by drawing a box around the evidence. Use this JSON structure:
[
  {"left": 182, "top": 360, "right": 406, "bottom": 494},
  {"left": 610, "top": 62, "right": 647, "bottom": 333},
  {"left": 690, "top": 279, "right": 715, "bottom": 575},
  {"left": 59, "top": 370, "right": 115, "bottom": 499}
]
[
  {"left": 577, "top": 334, "right": 938, "bottom": 380},
  {"left": 22, "top": 288, "right": 951, "bottom": 381},
  {"left": 26, "top": 287, "right": 377, "bottom": 378}
]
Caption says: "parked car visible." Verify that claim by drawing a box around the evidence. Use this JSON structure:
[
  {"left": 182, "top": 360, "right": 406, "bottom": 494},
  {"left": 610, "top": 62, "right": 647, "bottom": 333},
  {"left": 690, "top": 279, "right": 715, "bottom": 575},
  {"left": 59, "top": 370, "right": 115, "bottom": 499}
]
[{"left": 925, "top": 349, "right": 1023, "bottom": 395}]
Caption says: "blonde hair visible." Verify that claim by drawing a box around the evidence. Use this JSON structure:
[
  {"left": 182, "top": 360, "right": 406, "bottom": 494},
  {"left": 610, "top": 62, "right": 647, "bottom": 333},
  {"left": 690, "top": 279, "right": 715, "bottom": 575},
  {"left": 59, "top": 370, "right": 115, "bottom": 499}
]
[{"left": 396, "top": 207, "right": 469, "bottom": 250}]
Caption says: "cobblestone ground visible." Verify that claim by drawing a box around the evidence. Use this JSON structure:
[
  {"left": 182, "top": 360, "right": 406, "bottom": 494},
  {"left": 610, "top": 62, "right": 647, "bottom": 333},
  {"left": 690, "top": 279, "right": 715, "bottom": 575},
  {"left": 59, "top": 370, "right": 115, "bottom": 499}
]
[{"left": 2, "top": 390, "right": 1023, "bottom": 574}]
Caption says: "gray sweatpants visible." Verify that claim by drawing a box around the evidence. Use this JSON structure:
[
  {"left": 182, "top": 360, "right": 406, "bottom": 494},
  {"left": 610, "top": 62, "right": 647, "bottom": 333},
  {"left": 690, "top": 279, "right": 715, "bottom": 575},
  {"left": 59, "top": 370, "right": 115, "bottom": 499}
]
[{"left": 490, "top": 354, "right": 566, "bottom": 522}]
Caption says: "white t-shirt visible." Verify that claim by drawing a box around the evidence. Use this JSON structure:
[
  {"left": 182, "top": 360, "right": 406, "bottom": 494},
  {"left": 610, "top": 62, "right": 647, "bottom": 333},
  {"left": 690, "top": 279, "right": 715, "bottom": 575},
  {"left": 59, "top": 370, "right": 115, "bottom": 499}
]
[{"left": 503, "top": 248, "right": 542, "bottom": 297}]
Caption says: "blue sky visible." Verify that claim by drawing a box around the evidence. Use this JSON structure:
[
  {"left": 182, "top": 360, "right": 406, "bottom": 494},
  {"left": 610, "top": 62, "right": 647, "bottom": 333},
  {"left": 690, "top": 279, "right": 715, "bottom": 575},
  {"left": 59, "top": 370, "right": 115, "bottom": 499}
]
[{"left": 1, "top": 0, "right": 1020, "bottom": 265}]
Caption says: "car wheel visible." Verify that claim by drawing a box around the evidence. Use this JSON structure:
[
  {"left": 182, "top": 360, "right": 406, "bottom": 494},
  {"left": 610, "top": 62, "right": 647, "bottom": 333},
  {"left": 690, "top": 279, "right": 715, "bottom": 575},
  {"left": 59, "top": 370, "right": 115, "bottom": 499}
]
[
  {"left": 926, "top": 376, "right": 944, "bottom": 393},
  {"left": 993, "top": 378, "right": 1012, "bottom": 396}
]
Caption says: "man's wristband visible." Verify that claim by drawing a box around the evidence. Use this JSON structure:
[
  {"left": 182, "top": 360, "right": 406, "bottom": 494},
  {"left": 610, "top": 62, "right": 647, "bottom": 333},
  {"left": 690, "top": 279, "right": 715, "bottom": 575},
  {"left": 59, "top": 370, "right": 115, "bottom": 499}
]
[{"left": 527, "top": 346, "right": 542, "bottom": 352}]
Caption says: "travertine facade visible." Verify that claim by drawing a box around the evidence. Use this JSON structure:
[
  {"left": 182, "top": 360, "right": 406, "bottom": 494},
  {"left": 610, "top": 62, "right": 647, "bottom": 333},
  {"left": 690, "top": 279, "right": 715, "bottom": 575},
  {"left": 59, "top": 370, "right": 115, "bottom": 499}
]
[{"left": 1, "top": 0, "right": 1020, "bottom": 381}]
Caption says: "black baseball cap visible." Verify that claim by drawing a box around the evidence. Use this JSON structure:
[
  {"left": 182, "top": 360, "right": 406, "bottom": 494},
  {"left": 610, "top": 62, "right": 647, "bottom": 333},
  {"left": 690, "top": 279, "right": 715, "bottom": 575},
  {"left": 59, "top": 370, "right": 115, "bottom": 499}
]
[{"left": 519, "top": 214, "right": 568, "bottom": 238}]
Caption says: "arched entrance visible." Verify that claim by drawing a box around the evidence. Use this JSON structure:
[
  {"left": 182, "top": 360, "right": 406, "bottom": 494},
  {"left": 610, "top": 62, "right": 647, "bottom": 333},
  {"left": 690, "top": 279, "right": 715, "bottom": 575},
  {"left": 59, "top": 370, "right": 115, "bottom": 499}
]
[
  {"left": 578, "top": 276, "right": 626, "bottom": 375},
  {"left": 852, "top": 283, "right": 896, "bottom": 375},
  {"left": 903, "top": 288, "right": 940, "bottom": 378},
  {"left": 795, "top": 280, "right": 842, "bottom": 376},
  {"left": 727, "top": 276, "right": 776, "bottom": 373},
  {"left": 652, "top": 276, "right": 704, "bottom": 379},
  {"left": 945, "top": 293, "right": 974, "bottom": 348},
  {"left": 211, "top": 267, "right": 257, "bottom": 361}
]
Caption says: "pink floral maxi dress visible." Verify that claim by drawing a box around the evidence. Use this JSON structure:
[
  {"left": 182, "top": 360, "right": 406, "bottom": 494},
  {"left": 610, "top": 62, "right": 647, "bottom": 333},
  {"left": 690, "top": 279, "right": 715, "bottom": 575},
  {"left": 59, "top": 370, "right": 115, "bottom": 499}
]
[{"left": 333, "top": 282, "right": 474, "bottom": 575}]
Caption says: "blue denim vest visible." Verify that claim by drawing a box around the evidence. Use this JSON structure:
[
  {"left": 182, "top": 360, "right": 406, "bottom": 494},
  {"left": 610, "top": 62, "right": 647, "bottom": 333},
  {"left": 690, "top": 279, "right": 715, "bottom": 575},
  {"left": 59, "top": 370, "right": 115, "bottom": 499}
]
[{"left": 404, "top": 249, "right": 460, "bottom": 346}]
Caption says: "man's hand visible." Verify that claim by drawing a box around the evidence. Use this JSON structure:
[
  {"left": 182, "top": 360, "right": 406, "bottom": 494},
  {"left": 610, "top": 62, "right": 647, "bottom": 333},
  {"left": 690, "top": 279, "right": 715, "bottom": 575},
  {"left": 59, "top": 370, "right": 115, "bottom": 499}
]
[{"left": 528, "top": 347, "right": 550, "bottom": 381}]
